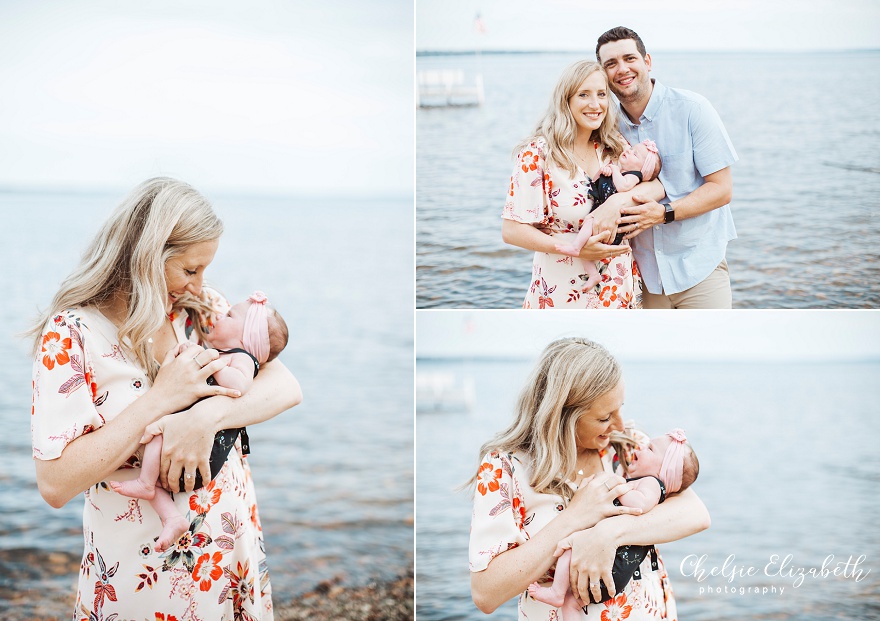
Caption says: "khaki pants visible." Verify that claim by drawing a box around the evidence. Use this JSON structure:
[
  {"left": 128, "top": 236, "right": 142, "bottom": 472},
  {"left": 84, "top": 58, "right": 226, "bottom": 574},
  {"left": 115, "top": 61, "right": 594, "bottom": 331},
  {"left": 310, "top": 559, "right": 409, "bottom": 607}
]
[{"left": 643, "top": 259, "right": 731, "bottom": 309}]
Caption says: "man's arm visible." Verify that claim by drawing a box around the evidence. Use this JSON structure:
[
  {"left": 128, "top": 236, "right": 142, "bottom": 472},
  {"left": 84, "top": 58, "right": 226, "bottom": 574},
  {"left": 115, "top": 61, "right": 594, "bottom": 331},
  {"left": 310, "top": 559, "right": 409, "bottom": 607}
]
[{"left": 620, "top": 167, "right": 733, "bottom": 238}]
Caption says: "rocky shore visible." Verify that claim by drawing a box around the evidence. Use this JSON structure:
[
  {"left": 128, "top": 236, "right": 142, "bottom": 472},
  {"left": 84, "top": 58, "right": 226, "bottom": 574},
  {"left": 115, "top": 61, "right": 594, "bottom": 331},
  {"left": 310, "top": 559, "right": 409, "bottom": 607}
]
[
  {"left": 274, "top": 571, "right": 414, "bottom": 621},
  {"left": 0, "top": 548, "right": 413, "bottom": 620}
]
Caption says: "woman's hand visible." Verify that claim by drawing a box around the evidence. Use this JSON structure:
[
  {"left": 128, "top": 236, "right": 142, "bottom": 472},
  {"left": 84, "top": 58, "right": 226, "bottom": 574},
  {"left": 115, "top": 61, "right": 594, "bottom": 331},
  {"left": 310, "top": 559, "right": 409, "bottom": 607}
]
[
  {"left": 587, "top": 202, "right": 622, "bottom": 241},
  {"left": 558, "top": 521, "right": 621, "bottom": 605},
  {"left": 565, "top": 474, "right": 641, "bottom": 531},
  {"left": 575, "top": 230, "right": 631, "bottom": 262},
  {"left": 151, "top": 396, "right": 221, "bottom": 493},
  {"left": 146, "top": 344, "right": 241, "bottom": 415}
]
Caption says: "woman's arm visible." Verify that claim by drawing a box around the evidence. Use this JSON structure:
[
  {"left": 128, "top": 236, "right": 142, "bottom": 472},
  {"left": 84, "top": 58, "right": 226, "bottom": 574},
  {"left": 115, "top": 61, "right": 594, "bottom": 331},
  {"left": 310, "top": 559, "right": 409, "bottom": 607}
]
[
  {"left": 471, "top": 474, "right": 640, "bottom": 614},
  {"left": 501, "top": 219, "right": 630, "bottom": 262},
  {"left": 34, "top": 345, "right": 238, "bottom": 508},
  {"left": 561, "top": 488, "right": 710, "bottom": 604},
  {"left": 155, "top": 358, "right": 302, "bottom": 492}
]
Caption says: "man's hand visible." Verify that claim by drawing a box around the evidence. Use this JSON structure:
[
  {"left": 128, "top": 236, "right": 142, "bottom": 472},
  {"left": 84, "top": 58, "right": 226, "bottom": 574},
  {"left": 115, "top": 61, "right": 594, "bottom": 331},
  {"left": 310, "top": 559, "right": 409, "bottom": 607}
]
[{"left": 619, "top": 194, "right": 666, "bottom": 240}]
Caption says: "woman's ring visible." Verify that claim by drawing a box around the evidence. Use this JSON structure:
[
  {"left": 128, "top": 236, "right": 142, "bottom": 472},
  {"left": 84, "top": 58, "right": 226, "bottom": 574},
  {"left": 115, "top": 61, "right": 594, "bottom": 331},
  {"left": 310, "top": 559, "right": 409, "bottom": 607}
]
[
  {"left": 193, "top": 357, "right": 204, "bottom": 369},
  {"left": 590, "top": 582, "right": 599, "bottom": 587},
  {"left": 604, "top": 480, "right": 612, "bottom": 490},
  {"left": 185, "top": 473, "right": 193, "bottom": 480}
]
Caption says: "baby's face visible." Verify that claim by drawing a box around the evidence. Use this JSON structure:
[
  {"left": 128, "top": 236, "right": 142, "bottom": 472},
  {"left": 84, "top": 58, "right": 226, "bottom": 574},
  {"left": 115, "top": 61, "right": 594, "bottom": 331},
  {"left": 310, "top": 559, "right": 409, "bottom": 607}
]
[
  {"left": 626, "top": 434, "right": 671, "bottom": 478},
  {"left": 208, "top": 301, "right": 250, "bottom": 349},
  {"left": 618, "top": 143, "right": 649, "bottom": 173}
]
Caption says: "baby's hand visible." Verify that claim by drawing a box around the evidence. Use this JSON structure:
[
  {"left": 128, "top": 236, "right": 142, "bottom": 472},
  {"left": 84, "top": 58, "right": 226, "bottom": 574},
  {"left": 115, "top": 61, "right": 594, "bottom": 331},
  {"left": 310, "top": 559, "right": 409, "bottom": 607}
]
[
  {"left": 600, "top": 165, "right": 613, "bottom": 177},
  {"left": 140, "top": 420, "right": 164, "bottom": 444},
  {"left": 174, "top": 342, "right": 201, "bottom": 357}
]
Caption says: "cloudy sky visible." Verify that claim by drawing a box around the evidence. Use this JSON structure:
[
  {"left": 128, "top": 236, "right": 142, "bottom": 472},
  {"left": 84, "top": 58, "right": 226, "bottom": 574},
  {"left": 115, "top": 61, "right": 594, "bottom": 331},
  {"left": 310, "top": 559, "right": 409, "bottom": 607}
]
[
  {"left": 0, "top": 0, "right": 413, "bottom": 197},
  {"left": 416, "top": 311, "right": 880, "bottom": 361},
  {"left": 417, "top": 0, "right": 880, "bottom": 52}
]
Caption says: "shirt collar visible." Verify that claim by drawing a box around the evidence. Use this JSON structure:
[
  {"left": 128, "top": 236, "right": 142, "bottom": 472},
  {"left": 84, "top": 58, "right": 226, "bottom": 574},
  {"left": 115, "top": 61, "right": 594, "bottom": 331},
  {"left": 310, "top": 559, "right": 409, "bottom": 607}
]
[{"left": 618, "top": 79, "right": 666, "bottom": 126}]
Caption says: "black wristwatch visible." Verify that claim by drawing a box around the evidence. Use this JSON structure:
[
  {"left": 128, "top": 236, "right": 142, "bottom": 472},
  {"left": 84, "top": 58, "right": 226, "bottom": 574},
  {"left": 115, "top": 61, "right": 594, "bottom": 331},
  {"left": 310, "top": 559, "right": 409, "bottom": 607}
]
[{"left": 663, "top": 203, "right": 675, "bottom": 224}]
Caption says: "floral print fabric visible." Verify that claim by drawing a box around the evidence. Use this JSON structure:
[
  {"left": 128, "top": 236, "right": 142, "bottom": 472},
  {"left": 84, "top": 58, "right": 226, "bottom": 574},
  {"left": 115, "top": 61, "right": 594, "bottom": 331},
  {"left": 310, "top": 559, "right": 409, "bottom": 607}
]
[
  {"left": 469, "top": 450, "right": 677, "bottom": 620},
  {"left": 31, "top": 292, "right": 273, "bottom": 621},
  {"left": 503, "top": 139, "right": 642, "bottom": 309}
]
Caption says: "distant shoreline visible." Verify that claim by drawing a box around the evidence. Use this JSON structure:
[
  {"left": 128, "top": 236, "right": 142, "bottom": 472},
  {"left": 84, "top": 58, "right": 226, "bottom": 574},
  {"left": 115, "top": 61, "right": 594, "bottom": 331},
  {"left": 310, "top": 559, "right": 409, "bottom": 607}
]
[{"left": 417, "top": 48, "right": 880, "bottom": 57}]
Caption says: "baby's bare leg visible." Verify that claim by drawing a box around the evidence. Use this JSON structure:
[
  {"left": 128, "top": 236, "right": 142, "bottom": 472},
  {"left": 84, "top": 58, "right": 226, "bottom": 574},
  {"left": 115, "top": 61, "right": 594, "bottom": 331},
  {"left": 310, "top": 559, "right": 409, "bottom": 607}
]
[
  {"left": 151, "top": 491, "right": 189, "bottom": 552},
  {"left": 579, "top": 260, "right": 601, "bottom": 290},
  {"left": 109, "top": 435, "right": 162, "bottom": 499},
  {"left": 528, "top": 549, "right": 572, "bottom": 607},
  {"left": 555, "top": 216, "right": 595, "bottom": 257}
]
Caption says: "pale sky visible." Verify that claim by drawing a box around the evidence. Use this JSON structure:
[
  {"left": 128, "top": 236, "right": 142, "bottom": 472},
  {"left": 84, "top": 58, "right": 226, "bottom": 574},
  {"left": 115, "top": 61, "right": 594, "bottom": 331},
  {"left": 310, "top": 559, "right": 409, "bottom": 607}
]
[
  {"left": 416, "top": 311, "right": 880, "bottom": 361},
  {"left": 417, "top": 0, "right": 880, "bottom": 52},
  {"left": 0, "top": 0, "right": 413, "bottom": 197}
]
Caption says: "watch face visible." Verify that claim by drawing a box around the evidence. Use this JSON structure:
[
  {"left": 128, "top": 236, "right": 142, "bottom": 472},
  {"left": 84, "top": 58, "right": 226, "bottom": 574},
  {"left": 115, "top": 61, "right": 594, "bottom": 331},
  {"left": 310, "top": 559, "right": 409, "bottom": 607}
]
[{"left": 665, "top": 205, "right": 674, "bottom": 223}]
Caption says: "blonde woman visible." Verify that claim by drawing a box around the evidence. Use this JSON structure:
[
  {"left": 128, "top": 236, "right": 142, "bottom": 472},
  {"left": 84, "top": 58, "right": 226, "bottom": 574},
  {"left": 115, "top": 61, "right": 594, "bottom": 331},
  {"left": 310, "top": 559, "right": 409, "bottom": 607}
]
[
  {"left": 29, "top": 178, "right": 301, "bottom": 620},
  {"left": 502, "top": 61, "right": 666, "bottom": 309},
  {"left": 468, "top": 337, "right": 709, "bottom": 619}
]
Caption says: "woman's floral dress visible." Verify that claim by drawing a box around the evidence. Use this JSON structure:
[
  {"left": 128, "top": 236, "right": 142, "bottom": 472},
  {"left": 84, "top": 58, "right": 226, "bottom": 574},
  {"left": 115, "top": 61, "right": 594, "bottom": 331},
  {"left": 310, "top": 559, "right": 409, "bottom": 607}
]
[
  {"left": 469, "top": 449, "right": 677, "bottom": 620},
  {"left": 32, "top": 290, "right": 273, "bottom": 621},
  {"left": 503, "top": 138, "right": 642, "bottom": 309}
]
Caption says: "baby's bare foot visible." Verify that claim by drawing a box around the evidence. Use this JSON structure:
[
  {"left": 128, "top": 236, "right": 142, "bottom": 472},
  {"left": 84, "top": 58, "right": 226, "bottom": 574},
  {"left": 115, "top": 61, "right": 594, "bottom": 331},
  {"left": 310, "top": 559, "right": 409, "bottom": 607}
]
[
  {"left": 554, "top": 244, "right": 580, "bottom": 257},
  {"left": 109, "top": 479, "right": 157, "bottom": 500},
  {"left": 528, "top": 582, "right": 566, "bottom": 607},
  {"left": 154, "top": 516, "right": 190, "bottom": 553}
]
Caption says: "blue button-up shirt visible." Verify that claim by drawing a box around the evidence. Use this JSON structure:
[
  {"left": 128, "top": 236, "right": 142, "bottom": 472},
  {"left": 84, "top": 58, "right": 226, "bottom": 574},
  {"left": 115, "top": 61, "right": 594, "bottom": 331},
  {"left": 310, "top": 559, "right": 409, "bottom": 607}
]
[{"left": 617, "top": 81, "right": 738, "bottom": 295}]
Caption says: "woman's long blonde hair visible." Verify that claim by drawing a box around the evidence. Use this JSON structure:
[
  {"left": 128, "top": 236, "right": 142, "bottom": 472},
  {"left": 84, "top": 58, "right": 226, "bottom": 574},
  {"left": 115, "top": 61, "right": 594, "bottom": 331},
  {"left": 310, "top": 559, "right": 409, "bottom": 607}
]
[
  {"left": 27, "top": 177, "right": 223, "bottom": 381},
  {"left": 469, "top": 337, "right": 622, "bottom": 500},
  {"left": 515, "top": 60, "right": 628, "bottom": 178}
]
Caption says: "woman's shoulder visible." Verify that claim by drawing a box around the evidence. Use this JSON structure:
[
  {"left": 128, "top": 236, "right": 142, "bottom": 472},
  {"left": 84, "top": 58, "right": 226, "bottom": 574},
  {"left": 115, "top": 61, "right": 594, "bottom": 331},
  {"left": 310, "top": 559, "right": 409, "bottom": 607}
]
[
  {"left": 515, "top": 137, "right": 548, "bottom": 159},
  {"left": 40, "top": 307, "right": 104, "bottom": 340}
]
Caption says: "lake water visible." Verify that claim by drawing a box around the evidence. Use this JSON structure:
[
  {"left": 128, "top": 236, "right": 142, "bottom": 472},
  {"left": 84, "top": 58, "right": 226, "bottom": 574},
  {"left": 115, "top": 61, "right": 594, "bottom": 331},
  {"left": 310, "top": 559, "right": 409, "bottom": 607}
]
[
  {"left": 0, "top": 190, "right": 413, "bottom": 617},
  {"left": 416, "top": 356, "right": 880, "bottom": 620},
  {"left": 416, "top": 51, "right": 880, "bottom": 308}
]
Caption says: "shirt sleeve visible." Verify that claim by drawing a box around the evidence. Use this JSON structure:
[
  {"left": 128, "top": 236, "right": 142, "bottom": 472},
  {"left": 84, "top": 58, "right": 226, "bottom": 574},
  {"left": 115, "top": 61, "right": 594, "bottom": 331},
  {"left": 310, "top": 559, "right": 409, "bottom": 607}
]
[
  {"left": 469, "top": 451, "right": 529, "bottom": 572},
  {"left": 690, "top": 96, "right": 738, "bottom": 177},
  {"left": 503, "top": 141, "right": 553, "bottom": 225},
  {"left": 31, "top": 313, "right": 103, "bottom": 460}
]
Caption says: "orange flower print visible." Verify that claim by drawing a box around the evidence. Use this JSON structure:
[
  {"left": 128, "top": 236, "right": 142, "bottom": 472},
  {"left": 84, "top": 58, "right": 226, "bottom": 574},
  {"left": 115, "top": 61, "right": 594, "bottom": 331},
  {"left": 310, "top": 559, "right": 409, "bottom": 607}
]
[
  {"left": 521, "top": 150, "right": 539, "bottom": 173},
  {"left": 41, "top": 331, "right": 72, "bottom": 370},
  {"left": 511, "top": 497, "right": 527, "bottom": 530},
  {"left": 189, "top": 479, "right": 222, "bottom": 515},
  {"left": 509, "top": 178, "right": 516, "bottom": 197},
  {"left": 476, "top": 462, "right": 502, "bottom": 496},
  {"left": 601, "top": 592, "right": 632, "bottom": 621},
  {"left": 155, "top": 614, "right": 179, "bottom": 621},
  {"left": 599, "top": 284, "right": 619, "bottom": 308},
  {"left": 192, "top": 551, "right": 224, "bottom": 592}
]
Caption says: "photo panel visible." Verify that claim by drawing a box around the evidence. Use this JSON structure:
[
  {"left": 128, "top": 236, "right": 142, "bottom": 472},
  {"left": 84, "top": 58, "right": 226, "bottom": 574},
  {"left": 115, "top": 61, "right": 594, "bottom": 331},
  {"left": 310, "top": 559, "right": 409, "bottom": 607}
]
[
  {"left": 415, "top": 310, "right": 880, "bottom": 620},
  {"left": 416, "top": 2, "right": 880, "bottom": 309}
]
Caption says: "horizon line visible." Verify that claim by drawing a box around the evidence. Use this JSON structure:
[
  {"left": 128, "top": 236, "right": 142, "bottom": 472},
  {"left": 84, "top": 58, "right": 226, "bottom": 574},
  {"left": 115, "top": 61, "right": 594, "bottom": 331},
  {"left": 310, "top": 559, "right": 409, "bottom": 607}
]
[
  {"left": 0, "top": 185, "right": 411, "bottom": 203},
  {"left": 417, "top": 47, "right": 880, "bottom": 56},
  {"left": 417, "top": 355, "right": 880, "bottom": 364}
]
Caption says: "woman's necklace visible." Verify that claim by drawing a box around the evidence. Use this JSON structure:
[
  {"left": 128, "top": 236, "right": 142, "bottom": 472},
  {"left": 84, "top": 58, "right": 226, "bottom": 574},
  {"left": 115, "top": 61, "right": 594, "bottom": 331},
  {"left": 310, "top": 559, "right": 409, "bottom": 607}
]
[
  {"left": 572, "top": 142, "right": 597, "bottom": 173},
  {"left": 575, "top": 449, "right": 602, "bottom": 479}
]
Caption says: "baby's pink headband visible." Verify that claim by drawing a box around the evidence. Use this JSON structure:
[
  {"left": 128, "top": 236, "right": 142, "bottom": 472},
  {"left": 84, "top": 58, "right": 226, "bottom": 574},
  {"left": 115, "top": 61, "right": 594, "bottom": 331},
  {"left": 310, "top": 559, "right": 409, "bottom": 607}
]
[
  {"left": 640, "top": 140, "right": 659, "bottom": 181},
  {"left": 658, "top": 428, "right": 687, "bottom": 494},
  {"left": 242, "top": 291, "right": 270, "bottom": 364}
]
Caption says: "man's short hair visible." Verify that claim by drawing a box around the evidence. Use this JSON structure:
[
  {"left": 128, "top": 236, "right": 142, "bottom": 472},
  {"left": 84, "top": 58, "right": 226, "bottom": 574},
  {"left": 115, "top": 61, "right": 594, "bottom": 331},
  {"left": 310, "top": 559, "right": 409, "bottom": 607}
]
[{"left": 596, "top": 26, "right": 647, "bottom": 61}]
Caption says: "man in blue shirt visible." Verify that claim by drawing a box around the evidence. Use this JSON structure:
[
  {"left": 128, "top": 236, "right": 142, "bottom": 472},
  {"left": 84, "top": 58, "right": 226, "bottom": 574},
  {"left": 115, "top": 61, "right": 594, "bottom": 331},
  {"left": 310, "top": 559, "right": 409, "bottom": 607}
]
[{"left": 594, "top": 27, "right": 738, "bottom": 309}]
